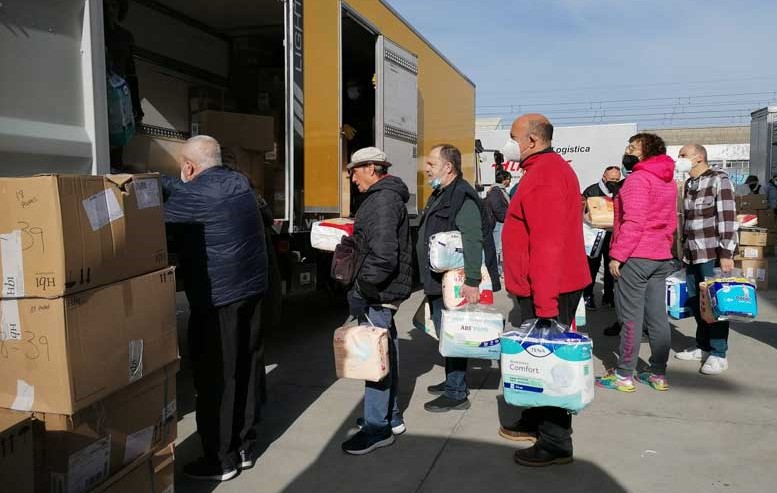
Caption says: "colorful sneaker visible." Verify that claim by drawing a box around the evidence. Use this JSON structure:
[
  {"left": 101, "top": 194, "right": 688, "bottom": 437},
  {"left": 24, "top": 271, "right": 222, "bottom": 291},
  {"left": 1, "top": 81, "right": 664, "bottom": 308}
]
[
  {"left": 636, "top": 372, "right": 669, "bottom": 391},
  {"left": 595, "top": 371, "right": 636, "bottom": 392}
]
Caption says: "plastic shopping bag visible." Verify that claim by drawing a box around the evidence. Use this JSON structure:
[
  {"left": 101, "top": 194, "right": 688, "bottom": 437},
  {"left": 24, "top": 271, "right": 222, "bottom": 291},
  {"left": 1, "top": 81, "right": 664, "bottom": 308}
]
[
  {"left": 333, "top": 319, "right": 389, "bottom": 382},
  {"left": 439, "top": 306, "right": 504, "bottom": 360},
  {"left": 412, "top": 296, "right": 438, "bottom": 341},
  {"left": 442, "top": 266, "right": 494, "bottom": 310},
  {"left": 429, "top": 231, "right": 464, "bottom": 272},
  {"left": 666, "top": 270, "right": 691, "bottom": 320},
  {"left": 501, "top": 319, "right": 595, "bottom": 413},
  {"left": 582, "top": 222, "right": 606, "bottom": 258}
]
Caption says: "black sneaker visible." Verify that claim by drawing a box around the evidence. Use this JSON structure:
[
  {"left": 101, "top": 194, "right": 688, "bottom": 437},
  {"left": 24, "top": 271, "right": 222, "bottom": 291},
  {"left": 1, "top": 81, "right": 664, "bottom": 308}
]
[
  {"left": 342, "top": 430, "right": 395, "bottom": 455},
  {"left": 183, "top": 458, "right": 238, "bottom": 482},
  {"left": 238, "top": 450, "right": 256, "bottom": 471},
  {"left": 584, "top": 296, "right": 597, "bottom": 311},
  {"left": 514, "top": 445, "right": 573, "bottom": 467},
  {"left": 604, "top": 322, "right": 621, "bottom": 337},
  {"left": 427, "top": 381, "right": 446, "bottom": 396},
  {"left": 424, "top": 395, "right": 471, "bottom": 413}
]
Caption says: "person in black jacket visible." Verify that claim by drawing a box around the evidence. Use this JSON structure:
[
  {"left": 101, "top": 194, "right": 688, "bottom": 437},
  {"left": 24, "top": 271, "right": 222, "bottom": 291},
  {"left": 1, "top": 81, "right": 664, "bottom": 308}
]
[
  {"left": 581, "top": 166, "right": 622, "bottom": 311},
  {"left": 485, "top": 170, "right": 512, "bottom": 275},
  {"left": 341, "top": 147, "right": 413, "bottom": 455},
  {"left": 162, "top": 135, "right": 267, "bottom": 481},
  {"left": 416, "top": 144, "right": 501, "bottom": 413}
]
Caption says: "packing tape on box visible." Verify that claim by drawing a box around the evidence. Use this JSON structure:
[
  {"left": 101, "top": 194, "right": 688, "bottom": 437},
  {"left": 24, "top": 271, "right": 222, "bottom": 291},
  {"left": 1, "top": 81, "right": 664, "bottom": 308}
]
[
  {"left": 0, "top": 230, "right": 25, "bottom": 297},
  {"left": 82, "top": 189, "right": 124, "bottom": 231},
  {"left": 1, "top": 299, "right": 22, "bottom": 340},
  {"left": 129, "top": 339, "right": 144, "bottom": 383},
  {"left": 11, "top": 379, "right": 34, "bottom": 411}
]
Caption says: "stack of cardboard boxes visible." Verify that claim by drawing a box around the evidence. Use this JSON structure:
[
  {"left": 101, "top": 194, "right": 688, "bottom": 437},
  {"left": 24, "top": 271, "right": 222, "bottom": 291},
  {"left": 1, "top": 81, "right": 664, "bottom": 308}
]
[
  {"left": 0, "top": 174, "right": 178, "bottom": 493},
  {"left": 736, "top": 194, "right": 773, "bottom": 289}
]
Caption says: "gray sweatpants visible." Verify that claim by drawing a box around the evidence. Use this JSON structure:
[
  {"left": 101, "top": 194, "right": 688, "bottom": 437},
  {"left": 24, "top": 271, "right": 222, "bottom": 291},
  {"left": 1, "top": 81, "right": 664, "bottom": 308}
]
[{"left": 615, "top": 258, "right": 674, "bottom": 376}]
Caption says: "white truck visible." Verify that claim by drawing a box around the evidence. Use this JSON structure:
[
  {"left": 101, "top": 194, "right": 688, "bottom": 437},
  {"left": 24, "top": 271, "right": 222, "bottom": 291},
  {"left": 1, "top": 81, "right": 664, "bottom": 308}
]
[{"left": 476, "top": 123, "right": 637, "bottom": 192}]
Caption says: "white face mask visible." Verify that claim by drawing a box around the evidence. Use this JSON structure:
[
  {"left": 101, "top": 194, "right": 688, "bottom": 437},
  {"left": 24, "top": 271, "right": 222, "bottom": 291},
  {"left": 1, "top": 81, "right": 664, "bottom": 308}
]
[
  {"left": 675, "top": 157, "right": 693, "bottom": 174},
  {"left": 180, "top": 170, "right": 190, "bottom": 183},
  {"left": 501, "top": 138, "right": 522, "bottom": 162}
]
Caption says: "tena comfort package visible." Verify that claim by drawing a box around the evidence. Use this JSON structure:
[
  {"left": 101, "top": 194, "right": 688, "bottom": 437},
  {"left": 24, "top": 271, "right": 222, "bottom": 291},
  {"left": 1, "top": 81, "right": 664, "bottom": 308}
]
[{"left": 501, "top": 319, "right": 594, "bottom": 413}]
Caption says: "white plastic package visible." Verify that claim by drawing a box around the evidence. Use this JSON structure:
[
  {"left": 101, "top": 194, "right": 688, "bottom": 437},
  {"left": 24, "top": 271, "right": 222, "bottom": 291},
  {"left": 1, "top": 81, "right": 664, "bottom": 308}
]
[
  {"left": 501, "top": 319, "right": 594, "bottom": 413},
  {"left": 333, "top": 324, "right": 389, "bottom": 382},
  {"left": 439, "top": 306, "right": 504, "bottom": 360},
  {"left": 311, "top": 218, "right": 355, "bottom": 251},
  {"left": 429, "top": 231, "right": 464, "bottom": 272},
  {"left": 582, "top": 222, "right": 606, "bottom": 258},
  {"left": 442, "top": 266, "right": 494, "bottom": 310}
]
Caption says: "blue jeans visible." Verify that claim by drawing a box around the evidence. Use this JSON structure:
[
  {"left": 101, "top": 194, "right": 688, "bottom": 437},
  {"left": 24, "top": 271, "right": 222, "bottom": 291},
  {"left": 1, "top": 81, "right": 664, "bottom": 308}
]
[
  {"left": 347, "top": 291, "right": 402, "bottom": 437},
  {"left": 428, "top": 295, "right": 469, "bottom": 400},
  {"left": 686, "top": 260, "right": 730, "bottom": 357}
]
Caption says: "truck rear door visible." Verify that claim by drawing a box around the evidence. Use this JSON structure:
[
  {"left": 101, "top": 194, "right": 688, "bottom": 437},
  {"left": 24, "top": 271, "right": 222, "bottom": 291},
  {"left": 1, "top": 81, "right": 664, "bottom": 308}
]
[{"left": 375, "top": 37, "right": 418, "bottom": 214}]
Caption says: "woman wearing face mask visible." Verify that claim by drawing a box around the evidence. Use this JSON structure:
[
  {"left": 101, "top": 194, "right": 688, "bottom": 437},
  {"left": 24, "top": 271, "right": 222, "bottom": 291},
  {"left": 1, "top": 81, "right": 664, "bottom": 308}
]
[{"left": 597, "top": 133, "right": 677, "bottom": 393}]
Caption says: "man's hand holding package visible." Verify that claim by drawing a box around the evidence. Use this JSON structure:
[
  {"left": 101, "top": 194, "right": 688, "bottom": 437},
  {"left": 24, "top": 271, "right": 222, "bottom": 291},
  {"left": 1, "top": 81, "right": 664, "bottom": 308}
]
[
  {"left": 720, "top": 258, "right": 734, "bottom": 274},
  {"left": 461, "top": 284, "right": 480, "bottom": 304}
]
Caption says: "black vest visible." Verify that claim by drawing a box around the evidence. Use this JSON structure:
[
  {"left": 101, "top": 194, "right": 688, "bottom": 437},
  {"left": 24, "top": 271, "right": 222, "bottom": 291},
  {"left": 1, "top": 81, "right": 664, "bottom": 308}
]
[{"left": 418, "top": 178, "right": 501, "bottom": 295}]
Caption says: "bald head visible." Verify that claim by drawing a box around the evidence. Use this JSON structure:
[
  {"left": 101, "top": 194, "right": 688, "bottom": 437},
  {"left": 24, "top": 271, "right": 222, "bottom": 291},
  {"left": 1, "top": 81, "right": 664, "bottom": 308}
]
[
  {"left": 180, "top": 135, "right": 222, "bottom": 182},
  {"left": 509, "top": 113, "right": 553, "bottom": 161},
  {"left": 679, "top": 144, "right": 707, "bottom": 163}
]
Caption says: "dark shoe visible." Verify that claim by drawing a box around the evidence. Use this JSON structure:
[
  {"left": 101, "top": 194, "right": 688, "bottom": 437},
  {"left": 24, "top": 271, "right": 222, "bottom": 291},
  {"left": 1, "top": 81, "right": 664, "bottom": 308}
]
[
  {"left": 427, "top": 381, "right": 446, "bottom": 396},
  {"left": 604, "top": 322, "right": 621, "bottom": 337},
  {"left": 342, "top": 430, "right": 395, "bottom": 455},
  {"left": 184, "top": 458, "right": 238, "bottom": 481},
  {"left": 514, "top": 445, "right": 573, "bottom": 467},
  {"left": 584, "top": 296, "right": 597, "bottom": 311},
  {"left": 238, "top": 450, "right": 256, "bottom": 471},
  {"left": 424, "top": 395, "right": 471, "bottom": 413},
  {"left": 498, "top": 425, "right": 538, "bottom": 443}
]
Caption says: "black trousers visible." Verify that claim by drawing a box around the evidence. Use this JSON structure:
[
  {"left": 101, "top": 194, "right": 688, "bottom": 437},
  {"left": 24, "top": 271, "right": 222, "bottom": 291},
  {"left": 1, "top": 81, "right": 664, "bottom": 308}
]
[
  {"left": 584, "top": 233, "right": 613, "bottom": 302},
  {"left": 189, "top": 296, "right": 263, "bottom": 469},
  {"left": 509, "top": 290, "right": 582, "bottom": 456}
]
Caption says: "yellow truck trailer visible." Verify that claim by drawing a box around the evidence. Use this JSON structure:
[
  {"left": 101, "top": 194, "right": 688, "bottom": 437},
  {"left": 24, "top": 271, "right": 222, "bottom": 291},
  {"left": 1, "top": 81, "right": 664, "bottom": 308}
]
[{"left": 1, "top": 0, "right": 475, "bottom": 293}]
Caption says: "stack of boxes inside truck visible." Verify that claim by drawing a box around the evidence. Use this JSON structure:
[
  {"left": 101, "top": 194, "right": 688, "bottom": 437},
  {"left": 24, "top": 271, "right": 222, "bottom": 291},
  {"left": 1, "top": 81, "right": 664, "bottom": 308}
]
[
  {"left": 0, "top": 174, "right": 178, "bottom": 493},
  {"left": 735, "top": 194, "right": 774, "bottom": 289}
]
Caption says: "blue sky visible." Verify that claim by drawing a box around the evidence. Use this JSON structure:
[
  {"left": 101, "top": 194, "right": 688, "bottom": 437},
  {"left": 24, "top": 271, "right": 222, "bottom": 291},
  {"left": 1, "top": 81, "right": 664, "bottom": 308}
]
[{"left": 388, "top": 0, "right": 777, "bottom": 128}]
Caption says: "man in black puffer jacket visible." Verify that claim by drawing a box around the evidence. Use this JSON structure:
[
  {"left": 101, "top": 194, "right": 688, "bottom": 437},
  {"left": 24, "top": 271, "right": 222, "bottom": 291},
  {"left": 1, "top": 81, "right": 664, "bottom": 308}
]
[
  {"left": 341, "top": 147, "right": 412, "bottom": 456},
  {"left": 162, "top": 135, "right": 267, "bottom": 481}
]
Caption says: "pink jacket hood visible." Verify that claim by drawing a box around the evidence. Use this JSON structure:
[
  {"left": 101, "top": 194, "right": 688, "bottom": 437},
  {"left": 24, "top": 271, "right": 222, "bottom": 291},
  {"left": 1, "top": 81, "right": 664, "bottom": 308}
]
[{"left": 632, "top": 154, "right": 675, "bottom": 183}]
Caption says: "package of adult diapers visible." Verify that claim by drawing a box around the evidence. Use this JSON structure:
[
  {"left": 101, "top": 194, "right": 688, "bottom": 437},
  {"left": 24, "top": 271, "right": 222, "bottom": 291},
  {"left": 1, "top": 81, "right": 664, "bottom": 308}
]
[
  {"left": 333, "top": 324, "right": 389, "bottom": 382},
  {"left": 582, "top": 222, "right": 606, "bottom": 258},
  {"left": 413, "top": 297, "right": 438, "bottom": 340},
  {"left": 439, "top": 307, "right": 504, "bottom": 360},
  {"left": 442, "top": 266, "right": 494, "bottom": 310},
  {"left": 501, "top": 319, "right": 595, "bottom": 413},
  {"left": 429, "top": 231, "right": 464, "bottom": 272},
  {"left": 705, "top": 276, "right": 758, "bottom": 321},
  {"left": 311, "top": 218, "right": 355, "bottom": 251},
  {"left": 666, "top": 270, "right": 691, "bottom": 320}
]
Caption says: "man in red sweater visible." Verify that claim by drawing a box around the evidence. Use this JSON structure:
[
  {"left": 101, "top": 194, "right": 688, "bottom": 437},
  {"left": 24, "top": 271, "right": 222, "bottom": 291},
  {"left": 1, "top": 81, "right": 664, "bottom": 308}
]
[{"left": 499, "top": 114, "right": 591, "bottom": 467}]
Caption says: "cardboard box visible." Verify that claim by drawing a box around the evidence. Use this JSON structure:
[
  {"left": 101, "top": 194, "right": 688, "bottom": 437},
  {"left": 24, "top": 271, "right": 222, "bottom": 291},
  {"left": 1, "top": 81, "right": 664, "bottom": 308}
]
[
  {"left": 0, "top": 175, "right": 167, "bottom": 298},
  {"left": 585, "top": 196, "right": 614, "bottom": 229},
  {"left": 0, "top": 268, "right": 177, "bottom": 414},
  {"left": 739, "top": 229, "right": 768, "bottom": 246},
  {"left": 737, "top": 195, "right": 768, "bottom": 210},
  {"left": 736, "top": 246, "right": 764, "bottom": 260},
  {"left": 736, "top": 260, "right": 769, "bottom": 290},
  {"left": 192, "top": 110, "right": 274, "bottom": 152},
  {"left": 222, "top": 146, "right": 266, "bottom": 192},
  {"left": 123, "top": 135, "right": 184, "bottom": 178},
  {"left": 17, "top": 363, "right": 177, "bottom": 493},
  {"left": 92, "top": 443, "right": 174, "bottom": 493},
  {"left": 757, "top": 209, "right": 777, "bottom": 231},
  {"left": 0, "top": 413, "right": 35, "bottom": 493}
]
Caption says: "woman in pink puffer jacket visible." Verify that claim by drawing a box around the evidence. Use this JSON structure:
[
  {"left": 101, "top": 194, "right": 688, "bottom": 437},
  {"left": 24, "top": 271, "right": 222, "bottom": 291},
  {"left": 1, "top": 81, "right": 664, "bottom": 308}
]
[{"left": 597, "top": 133, "right": 678, "bottom": 394}]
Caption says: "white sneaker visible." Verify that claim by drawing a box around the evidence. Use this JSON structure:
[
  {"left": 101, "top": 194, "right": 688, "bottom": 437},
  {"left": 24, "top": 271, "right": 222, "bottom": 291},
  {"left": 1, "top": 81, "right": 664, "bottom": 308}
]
[
  {"left": 675, "top": 347, "right": 710, "bottom": 362},
  {"left": 700, "top": 355, "right": 729, "bottom": 375}
]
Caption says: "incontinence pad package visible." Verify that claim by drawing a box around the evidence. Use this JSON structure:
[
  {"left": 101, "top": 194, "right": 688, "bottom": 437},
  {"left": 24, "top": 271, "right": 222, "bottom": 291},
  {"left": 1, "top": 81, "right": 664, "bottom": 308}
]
[
  {"left": 429, "top": 231, "right": 464, "bottom": 272},
  {"left": 442, "top": 266, "right": 494, "bottom": 310},
  {"left": 705, "top": 276, "right": 758, "bottom": 321},
  {"left": 583, "top": 222, "right": 606, "bottom": 258},
  {"left": 333, "top": 324, "right": 389, "bottom": 382},
  {"left": 501, "top": 319, "right": 594, "bottom": 413},
  {"left": 311, "top": 218, "right": 355, "bottom": 251},
  {"left": 666, "top": 270, "right": 691, "bottom": 320},
  {"left": 439, "top": 307, "right": 504, "bottom": 360}
]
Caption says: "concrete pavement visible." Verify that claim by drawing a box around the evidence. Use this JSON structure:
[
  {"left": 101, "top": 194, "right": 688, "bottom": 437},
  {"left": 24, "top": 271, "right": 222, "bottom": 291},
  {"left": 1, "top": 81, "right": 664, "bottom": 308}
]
[{"left": 172, "top": 267, "right": 777, "bottom": 493}]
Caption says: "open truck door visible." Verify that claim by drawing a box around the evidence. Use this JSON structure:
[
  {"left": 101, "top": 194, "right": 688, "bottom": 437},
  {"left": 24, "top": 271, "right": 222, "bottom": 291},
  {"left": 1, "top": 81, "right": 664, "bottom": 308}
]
[{"left": 375, "top": 37, "right": 419, "bottom": 215}]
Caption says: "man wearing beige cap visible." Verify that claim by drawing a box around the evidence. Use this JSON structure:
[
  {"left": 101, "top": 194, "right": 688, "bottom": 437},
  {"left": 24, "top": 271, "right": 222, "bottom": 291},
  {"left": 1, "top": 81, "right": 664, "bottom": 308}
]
[{"left": 342, "top": 147, "right": 413, "bottom": 455}]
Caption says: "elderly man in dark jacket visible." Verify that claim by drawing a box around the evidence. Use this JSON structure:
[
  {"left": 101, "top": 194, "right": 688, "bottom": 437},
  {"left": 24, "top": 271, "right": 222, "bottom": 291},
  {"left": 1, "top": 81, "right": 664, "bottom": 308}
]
[
  {"left": 341, "top": 147, "right": 412, "bottom": 455},
  {"left": 162, "top": 135, "right": 267, "bottom": 481}
]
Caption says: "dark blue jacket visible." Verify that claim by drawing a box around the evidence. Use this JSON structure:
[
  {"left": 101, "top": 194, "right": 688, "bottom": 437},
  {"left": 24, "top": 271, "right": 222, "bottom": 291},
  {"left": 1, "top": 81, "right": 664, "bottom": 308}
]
[{"left": 162, "top": 167, "right": 267, "bottom": 307}]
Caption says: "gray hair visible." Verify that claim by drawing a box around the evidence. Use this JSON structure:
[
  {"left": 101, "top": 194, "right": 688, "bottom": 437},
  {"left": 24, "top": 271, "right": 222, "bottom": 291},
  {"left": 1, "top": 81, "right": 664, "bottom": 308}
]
[{"left": 184, "top": 135, "right": 222, "bottom": 169}]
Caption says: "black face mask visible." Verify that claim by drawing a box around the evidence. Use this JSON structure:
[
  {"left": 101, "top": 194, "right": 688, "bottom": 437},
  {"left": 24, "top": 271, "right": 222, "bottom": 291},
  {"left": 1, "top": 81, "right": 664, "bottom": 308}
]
[
  {"left": 748, "top": 182, "right": 759, "bottom": 192},
  {"left": 622, "top": 154, "right": 639, "bottom": 171},
  {"left": 605, "top": 181, "right": 621, "bottom": 194}
]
